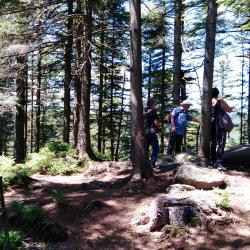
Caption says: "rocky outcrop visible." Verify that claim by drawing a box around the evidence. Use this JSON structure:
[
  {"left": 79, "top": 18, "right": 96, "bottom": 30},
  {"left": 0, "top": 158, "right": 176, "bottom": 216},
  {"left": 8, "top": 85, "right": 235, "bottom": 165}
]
[
  {"left": 132, "top": 184, "right": 225, "bottom": 232},
  {"left": 223, "top": 145, "right": 250, "bottom": 166},
  {"left": 175, "top": 164, "right": 226, "bottom": 190}
]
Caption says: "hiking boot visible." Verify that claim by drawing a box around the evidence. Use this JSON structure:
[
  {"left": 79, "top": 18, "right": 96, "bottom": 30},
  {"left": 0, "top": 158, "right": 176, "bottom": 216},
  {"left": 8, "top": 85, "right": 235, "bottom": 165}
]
[
  {"left": 150, "top": 163, "right": 161, "bottom": 174},
  {"left": 217, "top": 164, "right": 227, "bottom": 171},
  {"left": 213, "top": 161, "right": 227, "bottom": 171},
  {"left": 166, "top": 155, "right": 174, "bottom": 163}
]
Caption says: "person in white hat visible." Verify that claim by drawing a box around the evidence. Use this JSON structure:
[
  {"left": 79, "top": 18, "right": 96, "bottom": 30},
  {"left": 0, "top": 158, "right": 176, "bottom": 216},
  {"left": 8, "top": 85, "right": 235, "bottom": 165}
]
[{"left": 167, "top": 99, "right": 199, "bottom": 157}]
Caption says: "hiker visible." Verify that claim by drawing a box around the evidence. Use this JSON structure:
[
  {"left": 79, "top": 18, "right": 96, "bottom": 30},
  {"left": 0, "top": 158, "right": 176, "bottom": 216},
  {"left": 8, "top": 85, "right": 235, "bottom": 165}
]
[
  {"left": 211, "top": 87, "right": 232, "bottom": 170},
  {"left": 144, "top": 99, "right": 160, "bottom": 173},
  {"left": 167, "top": 99, "right": 199, "bottom": 159}
]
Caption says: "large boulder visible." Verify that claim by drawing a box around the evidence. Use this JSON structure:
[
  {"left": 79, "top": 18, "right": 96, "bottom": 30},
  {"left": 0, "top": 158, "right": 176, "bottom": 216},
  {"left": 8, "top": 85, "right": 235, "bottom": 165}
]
[
  {"left": 175, "top": 164, "right": 226, "bottom": 190},
  {"left": 131, "top": 187, "right": 224, "bottom": 232},
  {"left": 223, "top": 145, "right": 250, "bottom": 166}
]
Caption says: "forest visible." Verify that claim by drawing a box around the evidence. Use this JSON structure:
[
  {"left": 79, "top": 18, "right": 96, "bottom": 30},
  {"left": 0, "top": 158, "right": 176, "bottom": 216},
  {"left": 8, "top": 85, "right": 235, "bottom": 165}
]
[{"left": 0, "top": 0, "right": 249, "bottom": 249}]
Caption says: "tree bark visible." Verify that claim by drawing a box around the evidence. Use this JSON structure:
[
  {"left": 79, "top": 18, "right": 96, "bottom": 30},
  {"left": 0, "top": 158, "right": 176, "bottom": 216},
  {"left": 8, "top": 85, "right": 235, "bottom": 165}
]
[
  {"left": 110, "top": 19, "right": 115, "bottom": 160},
  {"left": 199, "top": 0, "right": 218, "bottom": 162},
  {"left": 15, "top": 55, "right": 27, "bottom": 163},
  {"left": 248, "top": 51, "right": 250, "bottom": 144},
  {"left": 98, "top": 22, "right": 105, "bottom": 153},
  {"left": 30, "top": 54, "right": 34, "bottom": 153},
  {"left": 172, "top": 0, "right": 183, "bottom": 106},
  {"left": 35, "top": 50, "right": 41, "bottom": 153},
  {"left": 63, "top": 0, "right": 73, "bottom": 143},
  {"left": 148, "top": 52, "right": 152, "bottom": 101},
  {"left": 74, "top": 0, "right": 82, "bottom": 148},
  {"left": 240, "top": 37, "right": 245, "bottom": 144},
  {"left": 0, "top": 177, "right": 9, "bottom": 250},
  {"left": 115, "top": 69, "right": 126, "bottom": 161},
  {"left": 160, "top": 46, "right": 166, "bottom": 153},
  {"left": 130, "top": 0, "right": 150, "bottom": 178},
  {"left": 76, "top": 0, "right": 97, "bottom": 160}
]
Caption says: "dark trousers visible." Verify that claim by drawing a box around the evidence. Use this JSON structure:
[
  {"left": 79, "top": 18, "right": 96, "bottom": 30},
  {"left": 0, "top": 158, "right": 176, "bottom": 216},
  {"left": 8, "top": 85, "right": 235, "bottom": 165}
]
[
  {"left": 211, "top": 128, "right": 227, "bottom": 162},
  {"left": 167, "top": 132, "right": 183, "bottom": 155},
  {"left": 148, "top": 132, "right": 159, "bottom": 165}
]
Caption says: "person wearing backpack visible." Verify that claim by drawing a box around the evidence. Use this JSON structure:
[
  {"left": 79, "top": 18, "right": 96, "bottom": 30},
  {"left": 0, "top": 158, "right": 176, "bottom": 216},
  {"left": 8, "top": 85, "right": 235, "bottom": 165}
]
[
  {"left": 211, "top": 87, "right": 232, "bottom": 170},
  {"left": 144, "top": 99, "right": 160, "bottom": 173},
  {"left": 167, "top": 99, "right": 199, "bottom": 159}
]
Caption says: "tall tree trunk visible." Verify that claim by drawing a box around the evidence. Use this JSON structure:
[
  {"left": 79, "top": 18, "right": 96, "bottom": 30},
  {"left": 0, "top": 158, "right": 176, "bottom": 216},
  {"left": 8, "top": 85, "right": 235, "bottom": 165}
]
[
  {"left": 172, "top": 0, "right": 183, "bottom": 106},
  {"left": 240, "top": 36, "right": 245, "bottom": 144},
  {"left": 248, "top": 50, "right": 250, "bottom": 144},
  {"left": 35, "top": 51, "right": 41, "bottom": 152},
  {"left": 30, "top": 54, "right": 34, "bottom": 153},
  {"left": 76, "top": 0, "right": 97, "bottom": 160},
  {"left": 148, "top": 52, "right": 152, "bottom": 100},
  {"left": 98, "top": 23, "right": 105, "bottom": 153},
  {"left": 180, "top": 71, "right": 187, "bottom": 101},
  {"left": 130, "top": 0, "right": 150, "bottom": 179},
  {"left": 110, "top": 21, "right": 115, "bottom": 160},
  {"left": 42, "top": 105, "right": 46, "bottom": 145},
  {"left": 0, "top": 116, "right": 3, "bottom": 155},
  {"left": 198, "top": 0, "right": 218, "bottom": 162},
  {"left": 0, "top": 177, "right": 9, "bottom": 249},
  {"left": 63, "top": 0, "right": 73, "bottom": 143},
  {"left": 160, "top": 45, "right": 166, "bottom": 153},
  {"left": 115, "top": 69, "right": 126, "bottom": 161},
  {"left": 15, "top": 55, "right": 27, "bottom": 163},
  {"left": 24, "top": 65, "right": 28, "bottom": 156},
  {"left": 74, "top": 0, "right": 82, "bottom": 148}
]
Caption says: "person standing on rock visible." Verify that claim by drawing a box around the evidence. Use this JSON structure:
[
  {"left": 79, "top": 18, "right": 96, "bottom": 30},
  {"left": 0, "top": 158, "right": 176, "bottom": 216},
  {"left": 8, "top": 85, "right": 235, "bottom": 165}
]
[
  {"left": 167, "top": 99, "right": 200, "bottom": 159},
  {"left": 144, "top": 99, "right": 161, "bottom": 174},
  {"left": 211, "top": 87, "right": 232, "bottom": 170}
]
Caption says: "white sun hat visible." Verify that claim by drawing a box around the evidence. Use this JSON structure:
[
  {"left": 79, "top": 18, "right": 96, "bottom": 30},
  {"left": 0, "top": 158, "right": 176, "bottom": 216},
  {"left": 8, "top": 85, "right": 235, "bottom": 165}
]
[{"left": 180, "top": 99, "right": 193, "bottom": 106}]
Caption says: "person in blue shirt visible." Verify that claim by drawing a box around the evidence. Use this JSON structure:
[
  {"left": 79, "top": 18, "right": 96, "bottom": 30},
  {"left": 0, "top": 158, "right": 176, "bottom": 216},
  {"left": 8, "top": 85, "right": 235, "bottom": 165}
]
[{"left": 167, "top": 99, "right": 199, "bottom": 157}]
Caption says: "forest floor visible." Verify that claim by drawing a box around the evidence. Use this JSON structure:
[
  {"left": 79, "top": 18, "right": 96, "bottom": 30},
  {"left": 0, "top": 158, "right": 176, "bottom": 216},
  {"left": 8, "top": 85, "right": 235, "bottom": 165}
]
[{"left": 4, "top": 159, "right": 250, "bottom": 250}]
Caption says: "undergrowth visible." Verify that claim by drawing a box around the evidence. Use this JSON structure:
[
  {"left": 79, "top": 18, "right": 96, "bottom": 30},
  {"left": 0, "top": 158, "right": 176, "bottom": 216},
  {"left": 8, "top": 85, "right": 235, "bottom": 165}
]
[
  {"left": 0, "top": 230, "right": 22, "bottom": 250},
  {"left": 0, "top": 140, "right": 89, "bottom": 186}
]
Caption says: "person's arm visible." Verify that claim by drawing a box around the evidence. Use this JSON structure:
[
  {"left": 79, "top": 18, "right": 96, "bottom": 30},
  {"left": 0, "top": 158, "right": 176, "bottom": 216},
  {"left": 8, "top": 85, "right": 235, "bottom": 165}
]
[
  {"left": 220, "top": 99, "right": 233, "bottom": 113},
  {"left": 170, "top": 113, "right": 176, "bottom": 132}
]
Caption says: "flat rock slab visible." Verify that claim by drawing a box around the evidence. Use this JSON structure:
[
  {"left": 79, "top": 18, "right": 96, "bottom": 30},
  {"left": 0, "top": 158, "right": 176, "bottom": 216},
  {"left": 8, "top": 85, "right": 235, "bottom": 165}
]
[{"left": 175, "top": 164, "right": 226, "bottom": 190}]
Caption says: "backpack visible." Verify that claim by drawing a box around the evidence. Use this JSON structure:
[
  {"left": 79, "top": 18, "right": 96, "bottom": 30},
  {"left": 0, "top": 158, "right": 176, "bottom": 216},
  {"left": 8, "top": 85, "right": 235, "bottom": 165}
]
[
  {"left": 217, "top": 101, "right": 234, "bottom": 133},
  {"left": 168, "top": 107, "right": 184, "bottom": 125},
  {"left": 217, "top": 109, "right": 234, "bottom": 133}
]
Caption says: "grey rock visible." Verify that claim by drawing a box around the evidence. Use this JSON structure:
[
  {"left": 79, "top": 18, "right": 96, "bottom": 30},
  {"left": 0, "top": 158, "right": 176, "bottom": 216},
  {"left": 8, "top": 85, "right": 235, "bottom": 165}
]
[{"left": 175, "top": 164, "right": 226, "bottom": 190}]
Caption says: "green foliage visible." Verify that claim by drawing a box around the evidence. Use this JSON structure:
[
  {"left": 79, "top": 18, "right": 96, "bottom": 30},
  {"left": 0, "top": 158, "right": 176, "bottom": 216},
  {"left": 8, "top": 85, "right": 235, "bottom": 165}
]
[
  {"left": 217, "top": 0, "right": 249, "bottom": 30},
  {"left": 217, "top": 192, "right": 231, "bottom": 211},
  {"left": 172, "top": 227, "right": 187, "bottom": 237},
  {"left": 214, "top": 189, "right": 232, "bottom": 211},
  {"left": 0, "top": 230, "right": 22, "bottom": 250},
  {"left": 47, "top": 140, "right": 73, "bottom": 157},
  {"left": 0, "top": 141, "right": 88, "bottom": 186},
  {"left": 189, "top": 216, "right": 201, "bottom": 227},
  {"left": 0, "top": 155, "right": 15, "bottom": 168},
  {"left": 93, "top": 148, "right": 111, "bottom": 160},
  {"left": 0, "top": 157, "right": 30, "bottom": 186},
  {"left": 162, "top": 226, "right": 188, "bottom": 238},
  {"left": 22, "top": 205, "right": 45, "bottom": 226},
  {"left": 9, "top": 201, "right": 46, "bottom": 227},
  {"left": 24, "top": 141, "right": 86, "bottom": 176},
  {"left": 51, "top": 189, "right": 66, "bottom": 207}
]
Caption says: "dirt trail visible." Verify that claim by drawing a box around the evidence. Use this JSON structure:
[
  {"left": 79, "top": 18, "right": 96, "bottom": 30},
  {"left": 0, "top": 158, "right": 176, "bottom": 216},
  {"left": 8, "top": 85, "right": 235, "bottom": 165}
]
[{"left": 4, "top": 161, "right": 250, "bottom": 250}]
